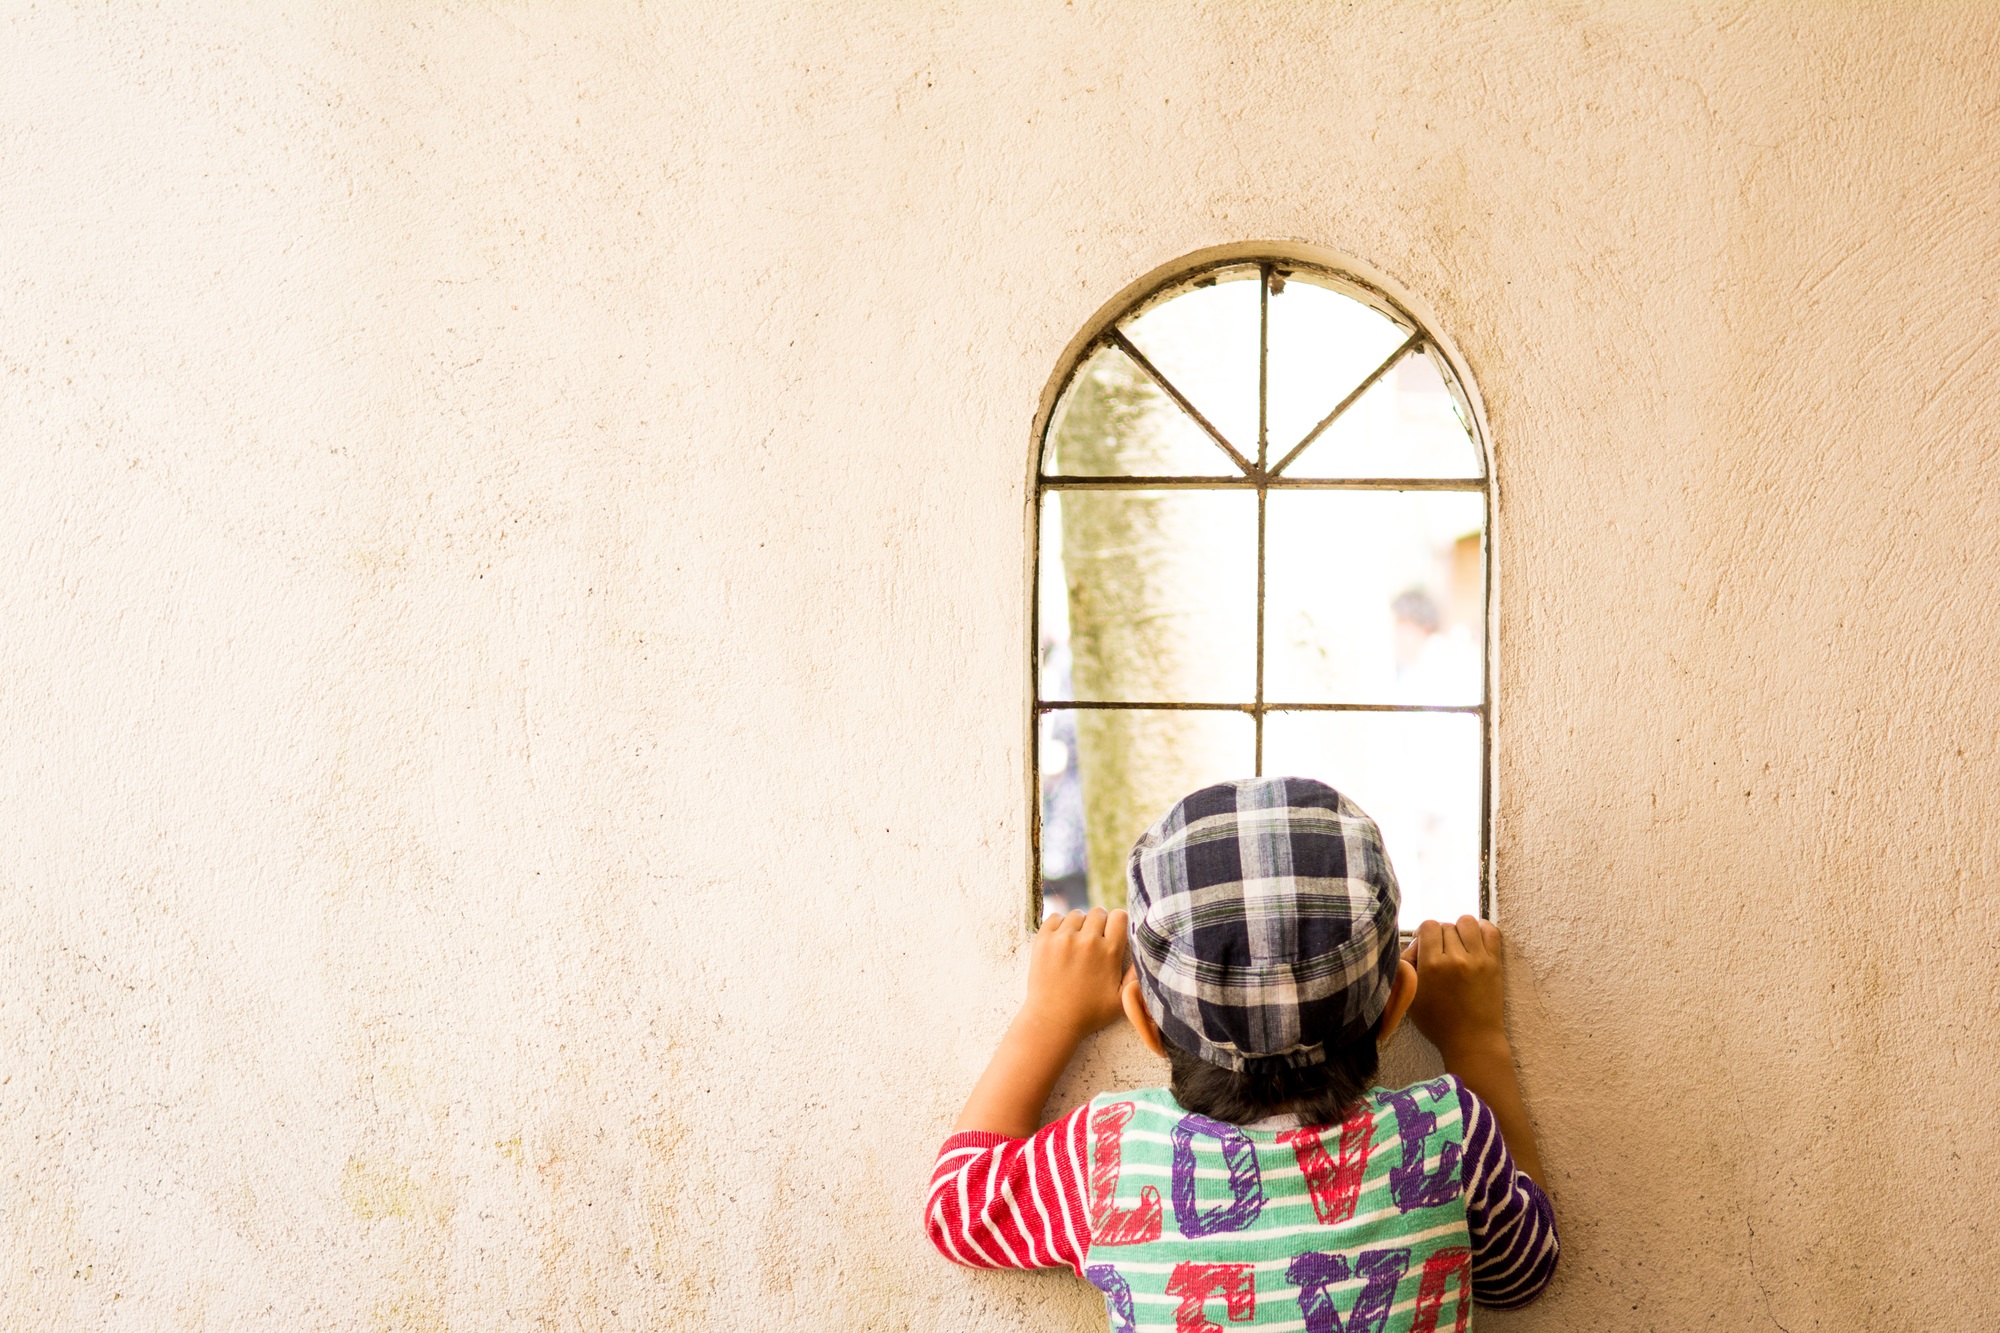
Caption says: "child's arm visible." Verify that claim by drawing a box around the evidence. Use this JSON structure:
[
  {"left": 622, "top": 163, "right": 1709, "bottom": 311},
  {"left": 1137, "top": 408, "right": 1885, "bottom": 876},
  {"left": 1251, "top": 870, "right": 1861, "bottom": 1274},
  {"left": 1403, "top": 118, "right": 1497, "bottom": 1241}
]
[
  {"left": 1403, "top": 916, "right": 1545, "bottom": 1187},
  {"left": 954, "top": 906, "right": 1129, "bottom": 1136}
]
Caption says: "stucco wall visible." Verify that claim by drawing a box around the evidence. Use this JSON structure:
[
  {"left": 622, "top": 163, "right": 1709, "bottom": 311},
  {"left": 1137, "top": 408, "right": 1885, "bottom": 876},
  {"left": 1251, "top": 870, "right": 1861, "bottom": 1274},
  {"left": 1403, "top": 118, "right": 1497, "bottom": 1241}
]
[{"left": 5, "top": 3, "right": 1998, "bottom": 1329}]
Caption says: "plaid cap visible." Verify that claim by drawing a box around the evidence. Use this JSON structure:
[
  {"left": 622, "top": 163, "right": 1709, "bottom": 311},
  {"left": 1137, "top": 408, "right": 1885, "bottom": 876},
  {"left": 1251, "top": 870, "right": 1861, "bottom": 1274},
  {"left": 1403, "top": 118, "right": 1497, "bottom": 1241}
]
[{"left": 1125, "top": 777, "right": 1401, "bottom": 1073}]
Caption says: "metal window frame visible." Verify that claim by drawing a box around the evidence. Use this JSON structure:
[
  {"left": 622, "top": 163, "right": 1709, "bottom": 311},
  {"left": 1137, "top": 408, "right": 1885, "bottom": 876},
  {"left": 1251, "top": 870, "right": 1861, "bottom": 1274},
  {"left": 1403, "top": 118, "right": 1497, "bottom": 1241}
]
[{"left": 1027, "top": 248, "right": 1496, "bottom": 932}]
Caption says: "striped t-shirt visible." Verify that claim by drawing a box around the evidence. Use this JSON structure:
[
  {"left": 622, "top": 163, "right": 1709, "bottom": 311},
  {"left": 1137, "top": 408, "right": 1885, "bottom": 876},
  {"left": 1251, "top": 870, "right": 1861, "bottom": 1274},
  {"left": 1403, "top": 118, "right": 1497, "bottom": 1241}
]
[{"left": 927, "top": 1075, "right": 1556, "bottom": 1323}]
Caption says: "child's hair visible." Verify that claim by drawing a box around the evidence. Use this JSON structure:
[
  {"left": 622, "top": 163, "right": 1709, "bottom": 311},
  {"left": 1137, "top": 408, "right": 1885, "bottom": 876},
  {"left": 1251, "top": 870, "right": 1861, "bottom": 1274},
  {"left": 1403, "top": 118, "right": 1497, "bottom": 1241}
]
[{"left": 1165, "top": 1020, "right": 1381, "bottom": 1126}]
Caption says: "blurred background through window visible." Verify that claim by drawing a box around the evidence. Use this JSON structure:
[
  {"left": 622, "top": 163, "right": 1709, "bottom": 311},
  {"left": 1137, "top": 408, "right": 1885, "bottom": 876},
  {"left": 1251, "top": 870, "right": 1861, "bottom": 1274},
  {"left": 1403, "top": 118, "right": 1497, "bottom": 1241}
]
[{"left": 1035, "top": 263, "right": 1488, "bottom": 929}]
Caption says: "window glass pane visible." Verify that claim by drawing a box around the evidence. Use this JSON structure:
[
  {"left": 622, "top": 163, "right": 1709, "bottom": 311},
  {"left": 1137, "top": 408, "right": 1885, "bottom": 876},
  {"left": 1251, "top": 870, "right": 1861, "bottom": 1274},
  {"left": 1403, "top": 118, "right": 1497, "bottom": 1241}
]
[
  {"left": 1041, "top": 707, "right": 1255, "bottom": 913},
  {"left": 1042, "top": 341, "right": 1241, "bottom": 477},
  {"left": 1266, "top": 277, "right": 1410, "bottom": 464},
  {"left": 1040, "top": 490, "right": 1257, "bottom": 703},
  {"left": 1282, "top": 347, "right": 1482, "bottom": 479},
  {"left": 1264, "top": 491, "right": 1484, "bottom": 706},
  {"left": 1035, "top": 260, "right": 1493, "bottom": 929},
  {"left": 1117, "top": 269, "right": 1261, "bottom": 463},
  {"left": 1261, "top": 711, "right": 1481, "bottom": 927}
]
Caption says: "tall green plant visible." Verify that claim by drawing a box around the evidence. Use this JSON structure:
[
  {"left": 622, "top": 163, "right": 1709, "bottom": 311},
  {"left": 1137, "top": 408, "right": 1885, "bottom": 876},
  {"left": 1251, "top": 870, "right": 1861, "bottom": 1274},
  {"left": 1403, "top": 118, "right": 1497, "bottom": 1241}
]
[{"left": 1054, "top": 357, "right": 1238, "bottom": 909}]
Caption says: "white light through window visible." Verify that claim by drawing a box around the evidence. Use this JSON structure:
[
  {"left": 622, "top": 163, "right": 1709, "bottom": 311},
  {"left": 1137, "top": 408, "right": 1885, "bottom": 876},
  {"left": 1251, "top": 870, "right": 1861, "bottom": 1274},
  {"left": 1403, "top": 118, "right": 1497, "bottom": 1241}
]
[{"left": 1033, "top": 260, "right": 1489, "bottom": 930}]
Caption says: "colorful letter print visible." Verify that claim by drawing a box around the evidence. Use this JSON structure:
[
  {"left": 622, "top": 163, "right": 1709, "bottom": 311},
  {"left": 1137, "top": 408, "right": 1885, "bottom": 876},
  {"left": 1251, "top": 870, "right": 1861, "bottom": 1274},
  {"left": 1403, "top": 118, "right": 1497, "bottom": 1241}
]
[
  {"left": 1171, "top": 1114, "right": 1266, "bottom": 1238},
  {"left": 1089, "top": 1102, "right": 1164, "bottom": 1245},
  {"left": 1164, "top": 1261, "right": 1255, "bottom": 1333}
]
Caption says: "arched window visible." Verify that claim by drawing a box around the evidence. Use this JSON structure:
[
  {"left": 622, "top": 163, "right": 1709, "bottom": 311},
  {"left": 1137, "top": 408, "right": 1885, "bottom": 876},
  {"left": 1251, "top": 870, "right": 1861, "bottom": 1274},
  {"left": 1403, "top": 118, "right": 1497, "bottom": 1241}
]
[{"left": 1032, "top": 251, "right": 1491, "bottom": 930}]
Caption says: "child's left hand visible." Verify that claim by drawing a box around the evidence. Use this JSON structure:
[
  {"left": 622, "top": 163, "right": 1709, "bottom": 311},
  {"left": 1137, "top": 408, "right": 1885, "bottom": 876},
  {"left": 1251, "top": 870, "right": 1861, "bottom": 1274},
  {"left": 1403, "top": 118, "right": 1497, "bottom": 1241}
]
[{"left": 1020, "top": 907, "right": 1130, "bottom": 1040}]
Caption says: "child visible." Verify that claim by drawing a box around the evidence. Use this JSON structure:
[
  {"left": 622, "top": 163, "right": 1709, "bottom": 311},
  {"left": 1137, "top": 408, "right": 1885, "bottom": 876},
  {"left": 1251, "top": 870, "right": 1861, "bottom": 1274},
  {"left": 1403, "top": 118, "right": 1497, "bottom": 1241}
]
[{"left": 927, "top": 778, "right": 1557, "bottom": 1331}]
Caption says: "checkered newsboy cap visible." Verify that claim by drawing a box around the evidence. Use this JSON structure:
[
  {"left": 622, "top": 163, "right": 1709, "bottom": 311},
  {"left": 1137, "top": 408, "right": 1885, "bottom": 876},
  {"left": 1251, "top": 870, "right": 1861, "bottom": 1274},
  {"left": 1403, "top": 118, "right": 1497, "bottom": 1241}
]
[{"left": 1125, "top": 777, "right": 1401, "bottom": 1073}]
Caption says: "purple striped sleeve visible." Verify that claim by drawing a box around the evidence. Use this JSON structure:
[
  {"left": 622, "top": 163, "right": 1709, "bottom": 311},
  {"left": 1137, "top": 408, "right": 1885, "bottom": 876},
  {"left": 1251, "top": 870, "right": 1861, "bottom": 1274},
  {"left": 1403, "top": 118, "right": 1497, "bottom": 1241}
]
[{"left": 1454, "top": 1078, "right": 1559, "bottom": 1308}]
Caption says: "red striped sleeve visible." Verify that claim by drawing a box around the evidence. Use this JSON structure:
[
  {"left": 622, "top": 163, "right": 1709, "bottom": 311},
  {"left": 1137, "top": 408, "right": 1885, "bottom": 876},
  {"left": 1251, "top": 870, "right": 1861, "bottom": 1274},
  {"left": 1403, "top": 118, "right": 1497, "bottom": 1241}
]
[{"left": 924, "top": 1104, "right": 1092, "bottom": 1277}]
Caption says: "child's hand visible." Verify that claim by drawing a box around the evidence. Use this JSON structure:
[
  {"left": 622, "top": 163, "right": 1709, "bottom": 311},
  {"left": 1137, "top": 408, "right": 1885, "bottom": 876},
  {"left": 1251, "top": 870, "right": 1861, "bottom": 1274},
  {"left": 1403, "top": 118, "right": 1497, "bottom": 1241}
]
[
  {"left": 1020, "top": 907, "right": 1130, "bottom": 1040},
  {"left": 1400, "top": 915, "right": 1545, "bottom": 1186},
  {"left": 1402, "top": 915, "right": 1510, "bottom": 1060},
  {"left": 951, "top": 907, "right": 1130, "bottom": 1137}
]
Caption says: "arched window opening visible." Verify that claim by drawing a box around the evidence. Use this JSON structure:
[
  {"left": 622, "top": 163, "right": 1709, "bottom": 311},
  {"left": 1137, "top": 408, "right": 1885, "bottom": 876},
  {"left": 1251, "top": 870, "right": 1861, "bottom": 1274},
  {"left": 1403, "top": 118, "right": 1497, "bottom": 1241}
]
[{"left": 1033, "top": 257, "right": 1490, "bottom": 930}]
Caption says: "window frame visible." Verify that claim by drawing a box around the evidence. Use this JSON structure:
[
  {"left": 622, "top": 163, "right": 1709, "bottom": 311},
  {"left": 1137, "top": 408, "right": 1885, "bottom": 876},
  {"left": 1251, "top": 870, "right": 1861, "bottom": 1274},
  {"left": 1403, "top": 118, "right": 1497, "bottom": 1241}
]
[{"left": 1025, "top": 243, "right": 1497, "bottom": 931}]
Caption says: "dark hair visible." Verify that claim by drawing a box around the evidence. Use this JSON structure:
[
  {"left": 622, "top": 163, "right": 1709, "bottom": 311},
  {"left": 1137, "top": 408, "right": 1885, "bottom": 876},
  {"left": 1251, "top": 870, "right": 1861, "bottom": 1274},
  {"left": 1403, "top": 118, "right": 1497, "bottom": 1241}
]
[
  {"left": 1390, "top": 586, "right": 1441, "bottom": 632},
  {"left": 1166, "top": 1022, "right": 1382, "bottom": 1126}
]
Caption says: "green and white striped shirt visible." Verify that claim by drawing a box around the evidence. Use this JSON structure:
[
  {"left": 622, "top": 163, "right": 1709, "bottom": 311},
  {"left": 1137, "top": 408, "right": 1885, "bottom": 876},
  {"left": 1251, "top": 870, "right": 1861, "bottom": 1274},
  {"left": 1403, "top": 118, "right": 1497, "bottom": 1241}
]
[{"left": 1079, "top": 1078, "right": 1472, "bottom": 1333}]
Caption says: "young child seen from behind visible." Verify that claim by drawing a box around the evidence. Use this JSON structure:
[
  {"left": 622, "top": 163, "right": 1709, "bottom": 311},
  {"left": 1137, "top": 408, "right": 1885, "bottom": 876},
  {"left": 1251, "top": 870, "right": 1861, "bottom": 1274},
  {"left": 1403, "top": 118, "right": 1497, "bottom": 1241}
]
[{"left": 927, "top": 777, "right": 1557, "bottom": 1331}]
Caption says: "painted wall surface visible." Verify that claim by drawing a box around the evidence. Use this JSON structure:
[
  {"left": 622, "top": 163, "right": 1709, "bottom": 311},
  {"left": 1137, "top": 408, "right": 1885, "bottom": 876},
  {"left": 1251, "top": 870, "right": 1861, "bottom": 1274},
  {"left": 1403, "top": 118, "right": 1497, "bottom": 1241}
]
[{"left": 5, "top": 4, "right": 1998, "bottom": 1329}]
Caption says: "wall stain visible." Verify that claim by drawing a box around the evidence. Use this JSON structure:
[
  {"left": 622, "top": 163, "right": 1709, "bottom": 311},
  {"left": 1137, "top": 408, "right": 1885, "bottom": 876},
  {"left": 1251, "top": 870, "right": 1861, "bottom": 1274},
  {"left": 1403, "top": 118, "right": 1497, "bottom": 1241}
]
[
  {"left": 342, "top": 1157, "right": 422, "bottom": 1221},
  {"left": 2, "top": 1178, "right": 99, "bottom": 1331}
]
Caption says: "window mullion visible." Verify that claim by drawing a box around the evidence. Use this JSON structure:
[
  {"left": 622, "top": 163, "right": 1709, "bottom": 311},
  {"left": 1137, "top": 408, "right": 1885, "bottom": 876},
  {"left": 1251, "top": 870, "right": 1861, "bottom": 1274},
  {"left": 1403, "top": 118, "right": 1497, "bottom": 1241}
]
[
  {"left": 1258, "top": 264, "right": 1270, "bottom": 473},
  {"left": 1105, "top": 328, "right": 1255, "bottom": 475},
  {"left": 1268, "top": 330, "right": 1425, "bottom": 478},
  {"left": 1255, "top": 484, "right": 1266, "bottom": 777},
  {"left": 1255, "top": 265, "right": 1270, "bottom": 776}
]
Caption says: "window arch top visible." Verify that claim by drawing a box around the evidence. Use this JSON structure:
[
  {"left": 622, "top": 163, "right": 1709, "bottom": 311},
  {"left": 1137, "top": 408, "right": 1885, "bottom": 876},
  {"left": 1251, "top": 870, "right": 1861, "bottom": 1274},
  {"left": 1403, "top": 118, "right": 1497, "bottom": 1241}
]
[
  {"left": 1039, "top": 261, "right": 1483, "bottom": 482},
  {"left": 1032, "top": 257, "right": 1491, "bottom": 930}
]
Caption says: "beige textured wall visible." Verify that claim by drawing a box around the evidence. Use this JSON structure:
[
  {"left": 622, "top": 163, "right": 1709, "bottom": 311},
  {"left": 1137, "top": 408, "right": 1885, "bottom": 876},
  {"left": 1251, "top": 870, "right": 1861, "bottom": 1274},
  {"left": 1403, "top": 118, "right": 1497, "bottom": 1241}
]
[{"left": 5, "top": 3, "right": 1998, "bottom": 1329}]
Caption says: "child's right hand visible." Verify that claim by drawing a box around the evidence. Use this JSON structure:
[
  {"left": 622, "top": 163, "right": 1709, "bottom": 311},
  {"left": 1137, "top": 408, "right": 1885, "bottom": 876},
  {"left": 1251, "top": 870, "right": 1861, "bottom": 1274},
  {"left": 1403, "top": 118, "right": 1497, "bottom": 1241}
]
[
  {"left": 1020, "top": 907, "right": 1130, "bottom": 1040},
  {"left": 953, "top": 908, "right": 1130, "bottom": 1137},
  {"left": 1402, "top": 915, "right": 1511, "bottom": 1060}
]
